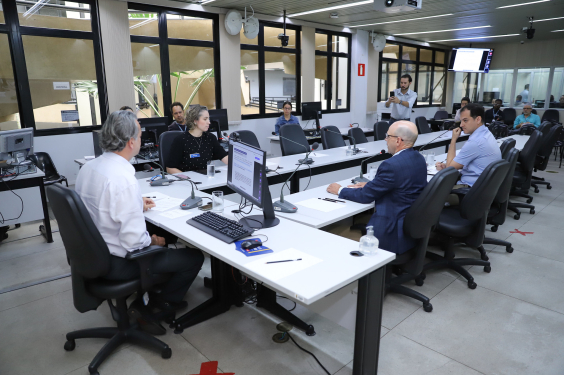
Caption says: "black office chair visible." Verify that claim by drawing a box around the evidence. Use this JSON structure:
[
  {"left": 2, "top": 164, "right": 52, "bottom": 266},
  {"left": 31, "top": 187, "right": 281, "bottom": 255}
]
[
  {"left": 433, "top": 110, "right": 449, "bottom": 120},
  {"left": 348, "top": 127, "right": 368, "bottom": 144},
  {"left": 503, "top": 108, "right": 517, "bottom": 126},
  {"left": 158, "top": 131, "right": 184, "bottom": 170},
  {"left": 531, "top": 109, "right": 538, "bottom": 115},
  {"left": 489, "top": 122, "right": 509, "bottom": 139},
  {"left": 499, "top": 138, "right": 516, "bottom": 159},
  {"left": 483, "top": 148, "right": 519, "bottom": 253},
  {"left": 29, "top": 152, "right": 68, "bottom": 187},
  {"left": 321, "top": 125, "right": 346, "bottom": 149},
  {"left": 422, "top": 160, "right": 510, "bottom": 289},
  {"left": 231, "top": 130, "right": 261, "bottom": 149},
  {"left": 541, "top": 109, "right": 560, "bottom": 124},
  {"left": 537, "top": 122, "right": 552, "bottom": 137},
  {"left": 387, "top": 167, "right": 459, "bottom": 312},
  {"left": 374, "top": 121, "right": 390, "bottom": 141},
  {"left": 531, "top": 125, "right": 562, "bottom": 192},
  {"left": 46, "top": 184, "right": 172, "bottom": 375},
  {"left": 279, "top": 124, "right": 311, "bottom": 156},
  {"left": 518, "top": 123, "right": 537, "bottom": 135},
  {"left": 508, "top": 130, "right": 543, "bottom": 219},
  {"left": 415, "top": 116, "right": 432, "bottom": 134}
]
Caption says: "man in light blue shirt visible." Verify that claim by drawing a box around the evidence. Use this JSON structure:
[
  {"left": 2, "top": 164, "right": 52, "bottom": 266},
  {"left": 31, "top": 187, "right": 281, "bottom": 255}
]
[
  {"left": 436, "top": 104, "right": 501, "bottom": 203},
  {"left": 385, "top": 74, "right": 417, "bottom": 125},
  {"left": 513, "top": 103, "right": 541, "bottom": 129}
]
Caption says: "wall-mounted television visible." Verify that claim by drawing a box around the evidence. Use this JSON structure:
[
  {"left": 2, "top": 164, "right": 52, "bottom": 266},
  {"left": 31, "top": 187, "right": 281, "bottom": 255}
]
[{"left": 448, "top": 48, "right": 494, "bottom": 73}]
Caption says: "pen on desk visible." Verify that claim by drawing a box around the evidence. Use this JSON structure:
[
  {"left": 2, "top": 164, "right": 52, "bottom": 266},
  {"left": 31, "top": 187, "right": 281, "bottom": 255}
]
[
  {"left": 266, "top": 258, "right": 302, "bottom": 264},
  {"left": 320, "top": 197, "right": 346, "bottom": 203}
]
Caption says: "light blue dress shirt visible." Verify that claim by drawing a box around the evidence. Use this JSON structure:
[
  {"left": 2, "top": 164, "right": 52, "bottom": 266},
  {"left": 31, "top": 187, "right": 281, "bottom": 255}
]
[
  {"left": 274, "top": 114, "right": 300, "bottom": 135},
  {"left": 454, "top": 125, "right": 502, "bottom": 186},
  {"left": 513, "top": 113, "right": 541, "bottom": 128}
]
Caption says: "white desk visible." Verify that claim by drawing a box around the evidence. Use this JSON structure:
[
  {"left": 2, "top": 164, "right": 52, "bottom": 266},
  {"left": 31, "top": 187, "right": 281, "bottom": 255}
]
[
  {"left": 496, "top": 134, "right": 529, "bottom": 150},
  {"left": 268, "top": 126, "right": 374, "bottom": 143}
]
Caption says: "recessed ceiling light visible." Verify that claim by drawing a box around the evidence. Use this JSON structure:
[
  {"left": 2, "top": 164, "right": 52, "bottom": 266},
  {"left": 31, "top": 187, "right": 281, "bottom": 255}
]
[
  {"left": 497, "top": 0, "right": 549, "bottom": 9},
  {"left": 535, "top": 16, "right": 564, "bottom": 22},
  {"left": 350, "top": 14, "right": 453, "bottom": 27},
  {"left": 395, "top": 26, "right": 492, "bottom": 36},
  {"left": 200, "top": 0, "right": 215, "bottom": 4},
  {"left": 288, "top": 0, "right": 372, "bottom": 17},
  {"left": 552, "top": 29, "right": 564, "bottom": 32},
  {"left": 429, "top": 34, "right": 520, "bottom": 42}
]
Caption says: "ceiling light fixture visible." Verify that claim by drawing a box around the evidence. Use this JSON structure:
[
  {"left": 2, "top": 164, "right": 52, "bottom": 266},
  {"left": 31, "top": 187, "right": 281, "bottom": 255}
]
[
  {"left": 395, "top": 25, "right": 491, "bottom": 36},
  {"left": 535, "top": 16, "right": 564, "bottom": 22},
  {"left": 552, "top": 29, "right": 564, "bottom": 32},
  {"left": 496, "top": 0, "right": 549, "bottom": 9},
  {"left": 350, "top": 13, "right": 453, "bottom": 28},
  {"left": 288, "top": 0, "right": 372, "bottom": 17},
  {"left": 200, "top": 0, "right": 215, "bottom": 4},
  {"left": 429, "top": 34, "right": 520, "bottom": 42}
]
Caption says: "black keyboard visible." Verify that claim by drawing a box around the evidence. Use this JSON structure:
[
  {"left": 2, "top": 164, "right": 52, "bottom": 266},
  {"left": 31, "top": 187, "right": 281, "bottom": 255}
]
[{"left": 186, "top": 211, "right": 254, "bottom": 243}]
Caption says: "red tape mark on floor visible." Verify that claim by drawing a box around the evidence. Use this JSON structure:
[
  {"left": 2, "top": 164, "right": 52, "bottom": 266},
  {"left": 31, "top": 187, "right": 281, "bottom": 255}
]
[
  {"left": 190, "top": 361, "right": 235, "bottom": 375},
  {"left": 510, "top": 229, "right": 534, "bottom": 236}
]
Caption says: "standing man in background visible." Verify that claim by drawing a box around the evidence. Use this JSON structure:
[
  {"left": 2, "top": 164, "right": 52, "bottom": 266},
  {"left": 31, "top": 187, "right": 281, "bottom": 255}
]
[
  {"left": 168, "top": 102, "right": 188, "bottom": 131},
  {"left": 519, "top": 84, "right": 530, "bottom": 103},
  {"left": 386, "top": 74, "right": 417, "bottom": 126}
]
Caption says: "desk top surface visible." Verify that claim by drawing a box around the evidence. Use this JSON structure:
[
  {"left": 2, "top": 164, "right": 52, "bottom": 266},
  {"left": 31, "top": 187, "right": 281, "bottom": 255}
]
[
  {"left": 2, "top": 168, "right": 45, "bottom": 181},
  {"left": 268, "top": 126, "right": 374, "bottom": 141}
]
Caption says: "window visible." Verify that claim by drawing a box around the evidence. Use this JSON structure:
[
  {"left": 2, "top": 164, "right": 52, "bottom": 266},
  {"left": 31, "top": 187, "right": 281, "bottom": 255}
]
[
  {"left": 452, "top": 72, "right": 480, "bottom": 104},
  {"left": 515, "top": 68, "right": 550, "bottom": 108},
  {"left": 315, "top": 30, "right": 351, "bottom": 112},
  {"left": 0, "top": 0, "right": 106, "bottom": 133},
  {"left": 483, "top": 69, "right": 514, "bottom": 106},
  {"left": 549, "top": 67, "right": 564, "bottom": 108},
  {"left": 128, "top": 5, "right": 220, "bottom": 120},
  {"left": 378, "top": 42, "right": 447, "bottom": 106},
  {"left": 241, "top": 21, "right": 301, "bottom": 119}
]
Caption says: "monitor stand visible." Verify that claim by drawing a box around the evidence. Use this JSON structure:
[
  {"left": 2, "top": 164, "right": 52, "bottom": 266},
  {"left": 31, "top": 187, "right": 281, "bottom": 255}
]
[
  {"left": 238, "top": 178, "right": 280, "bottom": 229},
  {"left": 314, "top": 112, "right": 321, "bottom": 137}
]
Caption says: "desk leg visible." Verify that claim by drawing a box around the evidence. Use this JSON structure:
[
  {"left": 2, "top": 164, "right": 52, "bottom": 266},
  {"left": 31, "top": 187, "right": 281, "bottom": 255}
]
[
  {"left": 289, "top": 173, "right": 300, "bottom": 194},
  {"left": 256, "top": 285, "right": 316, "bottom": 336},
  {"left": 172, "top": 256, "right": 240, "bottom": 334},
  {"left": 352, "top": 267, "right": 385, "bottom": 375},
  {"left": 38, "top": 179, "right": 53, "bottom": 243}
]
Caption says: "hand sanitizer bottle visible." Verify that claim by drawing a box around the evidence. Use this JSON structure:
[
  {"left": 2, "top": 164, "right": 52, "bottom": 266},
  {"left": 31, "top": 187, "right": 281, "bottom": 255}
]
[{"left": 359, "top": 226, "right": 379, "bottom": 256}]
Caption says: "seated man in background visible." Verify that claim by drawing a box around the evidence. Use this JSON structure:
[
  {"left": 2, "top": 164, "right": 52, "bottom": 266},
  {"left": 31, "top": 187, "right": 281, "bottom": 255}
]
[
  {"left": 76, "top": 110, "right": 204, "bottom": 333},
  {"left": 485, "top": 98, "right": 505, "bottom": 124},
  {"left": 326, "top": 121, "right": 427, "bottom": 255},
  {"left": 454, "top": 97, "right": 470, "bottom": 122},
  {"left": 436, "top": 103, "right": 501, "bottom": 204},
  {"left": 513, "top": 103, "right": 541, "bottom": 129},
  {"left": 168, "top": 102, "right": 188, "bottom": 131}
]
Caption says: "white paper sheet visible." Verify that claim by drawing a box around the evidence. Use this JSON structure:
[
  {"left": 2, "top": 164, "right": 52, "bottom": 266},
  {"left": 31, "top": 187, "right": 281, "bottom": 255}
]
[
  {"left": 142, "top": 192, "right": 172, "bottom": 201},
  {"left": 245, "top": 248, "right": 323, "bottom": 281},
  {"left": 151, "top": 198, "right": 185, "bottom": 212},
  {"left": 295, "top": 197, "right": 346, "bottom": 212},
  {"left": 159, "top": 209, "right": 194, "bottom": 219}
]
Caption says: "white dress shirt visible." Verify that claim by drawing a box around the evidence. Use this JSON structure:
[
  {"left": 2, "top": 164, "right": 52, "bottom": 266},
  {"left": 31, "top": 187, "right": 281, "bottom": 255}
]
[
  {"left": 390, "top": 88, "right": 417, "bottom": 120},
  {"left": 75, "top": 152, "right": 151, "bottom": 258}
]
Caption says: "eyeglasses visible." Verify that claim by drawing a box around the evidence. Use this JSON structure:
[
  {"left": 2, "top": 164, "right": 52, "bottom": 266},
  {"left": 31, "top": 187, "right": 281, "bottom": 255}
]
[
  {"left": 523, "top": 107, "right": 532, "bottom": 110},
  {"left": 385, "top": 133, "right": 399, "bottom": 139}
]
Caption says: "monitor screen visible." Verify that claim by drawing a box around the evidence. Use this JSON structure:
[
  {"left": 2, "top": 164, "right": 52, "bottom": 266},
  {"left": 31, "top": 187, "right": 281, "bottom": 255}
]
[
  {"left": 0, "top": 128, "right": 34, "bottom": 156},
  {"left": 301, "top": 102, "right": 323, "bottom": 121},
  {"left": 138, "top": 117, "right": 168, "bottom": 146},
  {"left": 448, "top": 48, "right": 494, "bottom": 73},
  {"left": 227, "top": 140, "right": 266, "bottom": 207},
  {"left": 208, "top": 109, "right": 229, "bottom": 132}
]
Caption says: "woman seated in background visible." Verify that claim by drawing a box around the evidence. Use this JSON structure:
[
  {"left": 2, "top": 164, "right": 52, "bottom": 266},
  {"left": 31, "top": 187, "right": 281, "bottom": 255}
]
[
  {"left": 167, "top": 104, "right": 228, "bottom": 174},
  {"left": 274, "top": 101, "right": 300, "bottom": 135}
]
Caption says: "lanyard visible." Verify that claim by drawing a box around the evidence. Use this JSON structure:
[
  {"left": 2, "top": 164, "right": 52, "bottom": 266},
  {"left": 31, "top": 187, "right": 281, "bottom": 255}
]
[{"left": 178, "top": 124, "right": 186, "bottom": 132}]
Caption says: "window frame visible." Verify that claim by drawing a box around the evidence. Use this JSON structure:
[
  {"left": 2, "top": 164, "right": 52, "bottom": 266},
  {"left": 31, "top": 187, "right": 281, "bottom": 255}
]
[
  {"left": 0, "top": 0, "right": 108, "bottom": 136},
  {"left": 377, "top": 40, "right": 448, "bottom": 108},
  {"left": 314, "top": 29, "right": 352, "bottom": 114},
  {"left": 128, "top": 3, "right": 221, "bottom": 121},
  {"left": 241, "top": 20, "right": 301, "bottom": 120}
]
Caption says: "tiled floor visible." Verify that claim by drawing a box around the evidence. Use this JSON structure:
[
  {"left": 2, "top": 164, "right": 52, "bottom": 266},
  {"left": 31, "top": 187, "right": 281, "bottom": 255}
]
[{"left": 1, "top": 159, "right": 563, "bottom": 375}]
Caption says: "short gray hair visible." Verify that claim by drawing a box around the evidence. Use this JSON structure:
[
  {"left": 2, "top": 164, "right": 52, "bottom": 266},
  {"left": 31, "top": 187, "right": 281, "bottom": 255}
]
[
  {"left": 523, "top": 102, "right": 533, "bottom": 108},
  {"left": 395, "top": 123, "right": 418, "bottom": 146},
  {"left": 99, "top": 110, "right": 139, "bottom": 152}
]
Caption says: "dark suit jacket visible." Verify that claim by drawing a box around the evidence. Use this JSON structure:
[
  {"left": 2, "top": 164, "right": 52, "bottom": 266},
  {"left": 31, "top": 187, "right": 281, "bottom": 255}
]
[
  {"left": 168, "top": 122, "right": 187, "bottom": 132},
  {"left": 339, "top": 148, "right": 427, "bottom": 254},
  {"left": 485, "top": 108, "right": 505, "bottom": 124}
]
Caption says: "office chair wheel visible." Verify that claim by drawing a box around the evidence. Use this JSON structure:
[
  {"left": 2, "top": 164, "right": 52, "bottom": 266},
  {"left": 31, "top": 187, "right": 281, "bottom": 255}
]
[
  {"left": 484, "top": 266, "right": 491, "bottom": 273},
  {"left": 530, "top": 209, "right": 535, "bottom": 214},
  {"left": 415, "top": 277, "right": 424, "bottom": 287},
  {"left": 526, "top": 198, "right": 532, "bottom": 204},
  {"left": 423, "top": 303, "right": 433, "bottom": 313},
  {"left": 161, "top": 347, "right": 172, "bottom": 359},
  {"left": 467, "top": 280, "right": 477, "bottom": 289},
  {"left": 64, "top": 339, "right": 76, "bottom": 351},
  {"left": 534, "top": 187, "right": 539, "bottom": 193},
  {"left": 547, "top": 185, "right": 552, "bottom": 189},
  {"left": 514, "top": 213, "right": 521, "bottom": 220},
  {"left": 506, "top": 246, "right": 514, "bottom": 253},
  {"left": 491, "top": 225, "right": 498, "bottom": 232}
]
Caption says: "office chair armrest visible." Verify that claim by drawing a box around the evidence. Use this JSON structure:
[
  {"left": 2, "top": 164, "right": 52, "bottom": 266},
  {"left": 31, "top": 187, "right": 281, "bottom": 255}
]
[
  {"left": 451, "top": 187, "right": 470, "bottom": 196},
  {"left": 126, "top": 246, "right": 170, "bottom": 290},
  {"left": 125, "top": 245, "right": 169, "bottom": 260}
]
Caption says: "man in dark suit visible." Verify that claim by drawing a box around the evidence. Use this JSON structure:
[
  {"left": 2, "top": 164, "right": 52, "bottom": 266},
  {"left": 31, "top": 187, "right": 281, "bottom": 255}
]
[
  {"left": 484, "top": 98, "right": 504, "bottom": 124},
  {"left": 327, "top": 121, "right": 427, "bottom": 254}
]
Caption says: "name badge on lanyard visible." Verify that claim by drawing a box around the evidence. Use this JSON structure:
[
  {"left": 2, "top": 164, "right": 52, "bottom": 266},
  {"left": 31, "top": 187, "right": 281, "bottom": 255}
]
[{"left": 190, "top": 153, "right": 200, "bottom": 158}]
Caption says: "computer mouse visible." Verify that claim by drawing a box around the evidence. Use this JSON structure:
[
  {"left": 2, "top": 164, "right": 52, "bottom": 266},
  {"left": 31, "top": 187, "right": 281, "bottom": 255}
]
[{"left": 241, "top": 239, "right": 262, "bottom": 250}]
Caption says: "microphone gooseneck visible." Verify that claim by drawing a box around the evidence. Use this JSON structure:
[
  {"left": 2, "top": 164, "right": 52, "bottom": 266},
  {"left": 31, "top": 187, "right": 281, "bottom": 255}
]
[
  {"left": 417, "top": 129, "right": 452, "bottom": 154},
  {"left": 323, "top": 128, "right": 359, "bottom": 153}
]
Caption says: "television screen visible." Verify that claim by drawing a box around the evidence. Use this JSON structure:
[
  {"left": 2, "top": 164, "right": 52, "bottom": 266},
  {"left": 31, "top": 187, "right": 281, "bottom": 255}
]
[{"left": 448, "top": 48, "right": 494, "bottom": 73}]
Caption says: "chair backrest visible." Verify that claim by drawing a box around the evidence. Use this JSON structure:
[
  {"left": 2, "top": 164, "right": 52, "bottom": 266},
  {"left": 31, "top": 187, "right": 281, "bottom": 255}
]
[
  {"left": 321, "top": 126, "right": 346, "bottom": 149},
  {"left": 536, "top": 125, "right": 562, "bottom": 169},
  {"left": 279, "top": 124, "right": 310, "bottom": 156},
  {"left": 348, "top": 127, "right": 368, "bottom": 144},
  {"left": 537, "top": 122, "right": 551, "bottom": 136},
  {"left": 433, "top": 110, "right": 449, "bottom": 120},
  {"left": 495, "top": 148, "right": 519, "bottom": 204},
  {"left": 29, "top": 152, "right": 60, "bottom": 180},
  {"left": 499, "top": 138, "right": 516, "bottom": 159},
  {"left": 518, "top": 124, "right": 537, "bottom": 135},
  {"left": 502, "top": 108, "right": 517, "bottom": 126},
  {"left": 541, "top": 109, "right": 560, "bottom": 124},
  {"left": 532, "top": 109, "right": 538, "bottom": 115},
  {"left": 518, "top": 130, "right": 543, "bottom": 172},
  {"left": 489, "top": 122, "right": 509, "bottom": 139},
  {"left": 374, "top": 121, "right": 390, "bottom": 141},
  {"left": 415, "top": 116, "right": 432, "bottom": 134},
  {"left": 403, "top": 167, "right": 459, "bottom": 275},
  {"left": 232, "top": 130, "right": 261, "bottom": 149},
  {"left": 159, "top": 131, "right": 184, "bottom": 170},
  {"left": 460, "top": 159, "right": 510, "bottom": 221}
]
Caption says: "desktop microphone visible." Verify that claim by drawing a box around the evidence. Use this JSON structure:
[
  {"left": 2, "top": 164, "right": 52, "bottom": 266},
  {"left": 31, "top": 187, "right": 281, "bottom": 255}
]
[
  {"left": 143, "top": 163, "right": 202, "bottom": 208},
  {"left": 352, "top": 150, "right": 386, "bottom": 184},
  {"left": 322, "top": 128, "right": 360, "bottom": 154},
  {"left": 144, "top": 164, "right": 174, "bottom": 186},
  {"left": 277, "top": 135, "right": 319, "bottom": 164}
]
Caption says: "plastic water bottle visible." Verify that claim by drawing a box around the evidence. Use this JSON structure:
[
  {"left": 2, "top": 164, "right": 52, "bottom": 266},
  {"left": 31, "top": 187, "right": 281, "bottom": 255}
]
[
  {"left": 359, "top": 226, "right": 379, "bottom": 256},
  {"left": 346, "top": 146, "right": 353, "bottom": 156}
]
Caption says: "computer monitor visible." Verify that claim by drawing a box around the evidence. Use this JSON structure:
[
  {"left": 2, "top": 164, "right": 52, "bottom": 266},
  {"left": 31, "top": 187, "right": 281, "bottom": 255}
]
[
  {"left": 138, "top": 117, "right": 168, "bottom": 146},
  {"left": 208, "top": 109, "right": 229, "bottom": 141},
  {"left": 227, "top": 140, "right": 279, "bottom": 229},
  {"left": 482, "top": 91, "right": 499, "bottom": 104},
  {"left": 302, "top": 102, "right": 322, "bottom": 131},
  {"left": 452, "top": 103, "right": 462, "bottom": 115},
  {"left": 0, "top": 128, "right": 34, "bottom": 162}
]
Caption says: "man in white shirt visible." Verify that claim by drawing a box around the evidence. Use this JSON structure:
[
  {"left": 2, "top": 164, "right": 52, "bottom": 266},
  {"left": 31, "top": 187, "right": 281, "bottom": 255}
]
[
  {"left": 76, "top": 111, "right": 204, "bottom": 321},
  {"left": 385, "top": 74, "right": 417, "bottom": 125}
]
